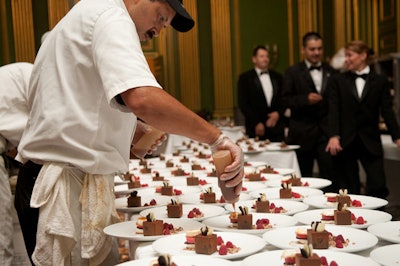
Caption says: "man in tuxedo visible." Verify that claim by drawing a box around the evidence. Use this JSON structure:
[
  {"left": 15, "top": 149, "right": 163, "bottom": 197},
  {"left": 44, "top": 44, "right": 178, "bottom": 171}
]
[
  {"left": 282, "top": 32, "right": 336, "bottom": 178},
  {"left": 238, "top": 45, "right": 285, "bottom": 142}
]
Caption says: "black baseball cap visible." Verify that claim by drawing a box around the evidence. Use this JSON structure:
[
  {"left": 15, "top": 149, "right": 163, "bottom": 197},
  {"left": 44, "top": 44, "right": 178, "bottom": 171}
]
[{"left": 167, "top": 0, "right": 195, "bottom": 32}]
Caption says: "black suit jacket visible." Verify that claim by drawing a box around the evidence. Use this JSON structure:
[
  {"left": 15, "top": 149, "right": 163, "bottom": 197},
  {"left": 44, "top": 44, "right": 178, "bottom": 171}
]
[
  {"left": 327, "top": 70, "right": 400, "bottom": 156},
  {"left": 282, "top": 61, "right": 336, "bottom": 150},
  {"left": 238, "top": 69, "right": 285, "bottom": 140}
]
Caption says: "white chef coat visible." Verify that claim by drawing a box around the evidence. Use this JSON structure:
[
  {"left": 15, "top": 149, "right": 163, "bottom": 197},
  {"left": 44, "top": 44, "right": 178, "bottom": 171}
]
[
  {"left": 0, "top": 62, "right": 32, "bottom": 150},
  {"left": 17, "top": 0, "right": 162, "bottom": 174}
]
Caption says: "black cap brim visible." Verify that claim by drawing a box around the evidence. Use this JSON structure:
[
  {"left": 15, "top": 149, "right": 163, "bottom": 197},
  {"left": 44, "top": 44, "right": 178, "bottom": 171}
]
[{"left": 167, "top": 0, "right": 195, "bottom": 32}]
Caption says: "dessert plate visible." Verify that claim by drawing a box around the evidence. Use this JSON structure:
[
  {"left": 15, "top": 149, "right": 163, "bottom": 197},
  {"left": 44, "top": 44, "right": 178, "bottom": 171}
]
[
  {"left": 152, "top": 231, "right": 266, "bottom": 260},
  {"left": 303, "top": 194, "right": 389, "bottom": 209},
  {"left": 224, "top": 199, "right": 309, "bottom": 215},
  {"left": 265, "top": 144, "right": 301, "bottom": 151},
  {"left": 266, "top": 177, "right": 332, "bottom": 189},
  {"left": 178, "top": 191, "right": 252, "bottom": 206},
  {"left": 139, "top": 204, "right": 226, "bottom": 222},
  {"left": 114, "top": 195, "right": 172, "bottom": 213},
  {"left": 370, "top": 244, "right": 400, "bottom": 266},
  {"left": 201, "top": 213, "right": 297, "bottom": 235},
  {"left": 241, "top": 249, "right": 380, "bottom": 266},
  {"left": 114, "top": 175, "right": 129, "bottom": 185},
  {"left": 116, "top": 255, "right": 236, "bottom": 266},
  {"left": 240, "top": 181, "right": 268, "bottom": 192},
  {"left": 249, "top": 187, "right": 323, "bottom": 201},
  {"left": 262, "top": 224, "right": 378, "bottom": 253},
  {"left": 103, "top": 218, "right": 202, "bottom": 241},
  {"left": 367, "top": 221, "right": 400, "bottom": 243},
  {"left": 293, "top": 208, "right": 392, "bottom": 229}
]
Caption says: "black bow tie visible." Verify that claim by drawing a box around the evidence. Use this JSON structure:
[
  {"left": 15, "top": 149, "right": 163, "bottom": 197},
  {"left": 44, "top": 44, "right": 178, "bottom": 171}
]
[
  {"left": 309, "top": 65, "right": 321, "bottom": 71},
  {"left": 260, "top": 70, "right": 269, "bottom": 75},
  {"left": 351, "top": 73, "right": 368, "bottom": 80}
]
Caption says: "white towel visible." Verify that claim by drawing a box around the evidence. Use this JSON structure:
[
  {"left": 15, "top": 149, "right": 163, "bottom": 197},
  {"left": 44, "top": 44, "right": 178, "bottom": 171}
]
[{"left": 30, "top": 162, "right": 119, "bottom": 266}]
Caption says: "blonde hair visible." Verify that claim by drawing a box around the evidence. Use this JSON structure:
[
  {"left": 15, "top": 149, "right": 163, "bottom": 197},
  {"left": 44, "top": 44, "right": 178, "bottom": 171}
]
[{"left": 345, "top": 40, "right": 375, "bottom": 63}]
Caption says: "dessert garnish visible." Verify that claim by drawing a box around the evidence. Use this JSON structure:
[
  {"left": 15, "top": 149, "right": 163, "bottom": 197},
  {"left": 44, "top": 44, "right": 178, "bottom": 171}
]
[
  {"left": 204, "top": 186, "right": 213, "bottom": 194},
  {"left": 130, "top": 190, "right": 138, "bottom": 198},
  {"left": 300, "top": 243, "right": 314, "bottom": 258},
  {"left": 151, "top": 254, "right": 175, "bottom": 266},
  {"left": 200, "top": 225, "right": 213, "bottom": 236},
  {"left": 339, "top": 203, "right": 348, "bottom": 211},
  {"left": 339, "top": 188, "right": 348, "bottom": 196},
  {"left": 163, "top": 182, "right": 170, "bottom": 187},
  {"left": 170, "top": 199, "right": 179, "bottom": 205},
  {"left": 311, "top": 221, "right": 325, "bottom": 232},
  {"left": 146, "top": 212, "right": 156, "bottom": 222},
  {"left": 239, "top": 205, "right": 249, "bottom": 215},
  {"left": 257, "top": 193, "right": 267, "bottom": 202},
  {"left": 281, "top": 182, "right": 292, "bottom": 190}
]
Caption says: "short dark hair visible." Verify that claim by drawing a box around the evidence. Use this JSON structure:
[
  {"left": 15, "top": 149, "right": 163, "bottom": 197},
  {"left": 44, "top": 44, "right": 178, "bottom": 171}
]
[
  {"left": 252, "top": 45, "right": 268, "bottom": 57},
  {"left": 302, "top": 32, "right": 322, "bottom": 47}
]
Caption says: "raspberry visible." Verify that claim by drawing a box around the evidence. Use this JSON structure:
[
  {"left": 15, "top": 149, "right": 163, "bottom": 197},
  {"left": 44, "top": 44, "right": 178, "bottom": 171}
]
[
  {"left": 226, "top": 241, "right": 234, "bottom": 248},
  {"left": 352, "top": 199, "right": 362, "bottom": 207},
  {"left": 335, "top": 234, "right": 345, "bottom": 243},
  {"left": 335, "top": 240, "right": 344, "bottom": 248},
  {"left": 219, "top": 196, "right": 226, "bottom": 203},
  {"left": 303, "top": 182, "right": 309, "bottom": 186},
  {"left": 163, "top": 228, "right": 170, "bottom": 235},
  {"left": 149, "top": 199, "right": 157, "bottom": 205},
  {"left": 187, "top": 211, "right": 194, "bottom": 218},
  {"left": 174, "top": 189, "right": 182, "bottom": 195},
  {"left": 275, "top": 207, "right": 283, "bottom": 213},
  {"left": 356, "top": 216, "right": 365, "bottom": 224},
  {"left": 218, "top": 245, "right": 228, "bottom": 255},
  {"left": 320, "top": 256, "right": 328, "bottom": 266},
  {"left": 330, "top": 261, "right": 338, "bottom": 266},
  {"left": 351, "top": 213, "right": 356, "bottom": 220},
  {"left": 217, "top": 236, "right": 224, "bottom": 245},
  {"left": 269, "top": 203, "right": 276, "bottom": 209},
  {"left": 292, "top": 192, "right": 301, "bottom": 198}
]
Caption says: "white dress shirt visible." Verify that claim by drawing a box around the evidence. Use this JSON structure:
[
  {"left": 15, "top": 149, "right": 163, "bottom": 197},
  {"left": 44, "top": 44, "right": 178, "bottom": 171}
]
[
  {"left": 305, "top": 60, "right": 322, "bottom": 93},
  {"left": 355, "top": 66, "right": 370, "bottom": 98},
  {"left": 256, "top": 68, "right": 273, "bottom": 106}
]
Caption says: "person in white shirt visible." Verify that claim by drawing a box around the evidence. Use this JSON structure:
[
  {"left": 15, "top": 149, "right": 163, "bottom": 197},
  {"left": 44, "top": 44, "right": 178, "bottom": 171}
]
[
  {"left": 325, "top": 40, "right": 400, "bottom": 198},
  {"left": 238, "top": 45, "right": 285, "bottom": 142},
  {"left": 14, "top": 0, "right": 244, "bottom": 265},
  {"left": 0, "top": 62, "right": 33, "bottom": 266}
]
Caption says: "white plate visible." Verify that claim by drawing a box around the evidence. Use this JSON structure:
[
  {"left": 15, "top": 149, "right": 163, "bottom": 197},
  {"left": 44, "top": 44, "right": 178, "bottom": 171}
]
[
  {"left": 274, "top": 168, "right": 296, "bottom": 176},
  {"left": 249, "top": 187, "right": 323, "bottom": 201},
  {"left": 242, "top": 249, "right": 380, "bottom": 266},
  {"left": 262, "top": 224, "right": 378, "bottom": 253},
  {"left": 267, "top": 177, "right": 332, "bottom": 189},
  {"left": 241, "top": 181, "right": 268, "bottom": 192},
  {"left": 293, "top": 208, "right": 392, "bottom": 229},
  {"left": 152, "top": 231, "right": 265, "bottom": 260},
  {"left": 201, "top": 213, "right": 298, "bottom": 235},
  {"left": 224, "top": 199, "right": 309, "bottom": 215},
  {"left": 117, "top": 254, "right": 236, "bottom": 266},
  {"left": 243, "top": 148, "right": 267, "bottom": 154},
  {"left": 114, "top": 175, "right": 129, "bottom": 185},
  {"left": 370, "top": 244, "right": 400, "bottom": 266},
  {"left": 303, "top": 194, "right": 389, "bottom": 209},
  {"left": 139, "top": 204, "right": 226, "bottom": 221},
  {"left": 367, "top": 221, "right": 400, "bottom": 243},
  {"left": 103, "top": 218, "right": 202, "bottom": 241},
  {"left": 130, "top": 186, "right": 202, "bottom": 196},
  {"left": 265, "top": 144, "right": 301, "bottom": 151},
  {"left": 178, "top": 191, "right": 252, "bottom": 206},
  {"left": 114, "top": 195, "right": 173, "bottom": 213}
]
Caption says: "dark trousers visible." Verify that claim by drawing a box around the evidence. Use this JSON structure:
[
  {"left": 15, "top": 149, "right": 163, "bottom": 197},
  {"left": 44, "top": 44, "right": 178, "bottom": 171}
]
[
  {"left": 332, "top": 136, "right": 388, "bottom": 198},
  {"left": 14, "top": 161, "right": 42, "bottom": 265},
  {"left": 295, "top": 141, "right": 333, "bottom": 179}
]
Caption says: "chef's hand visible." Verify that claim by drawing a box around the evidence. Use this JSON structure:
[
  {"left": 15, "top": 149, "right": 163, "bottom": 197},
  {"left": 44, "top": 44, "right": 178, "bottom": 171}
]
[
  {"left": 211, "top": 134, "right": 244, "bottom": 195},
  {"left": 131, "top": 121, "right": 167, "bottom": 155}
]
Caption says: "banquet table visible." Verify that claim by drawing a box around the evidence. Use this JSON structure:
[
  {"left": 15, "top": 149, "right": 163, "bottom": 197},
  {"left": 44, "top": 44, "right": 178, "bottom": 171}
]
[
  {"left": 111, "top": 151, "right": 397, "bottom": 266},
  {"left": 163, "top": 133, "right": 302, "bottom": 177}
]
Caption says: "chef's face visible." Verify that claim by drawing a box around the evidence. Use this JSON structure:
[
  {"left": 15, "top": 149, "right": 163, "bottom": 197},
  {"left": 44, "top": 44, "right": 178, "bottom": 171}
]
[
  {"left": 302, "top": 39, "right": 323, "bottom": 65},
  {"left": 125, "top": 0, "right": 176, "bottom": 41}
]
